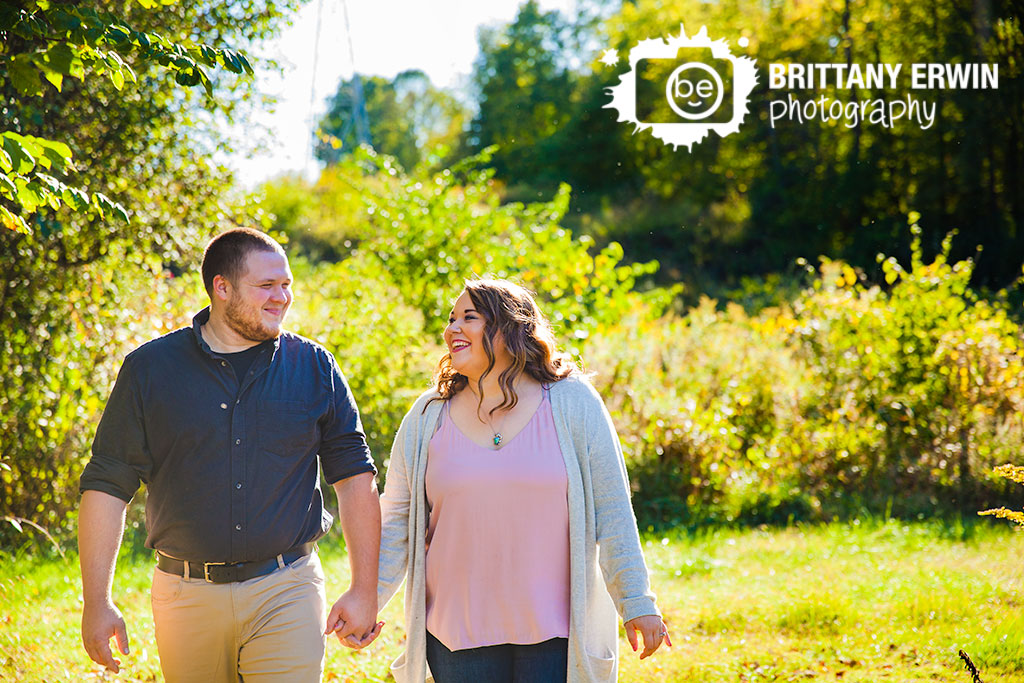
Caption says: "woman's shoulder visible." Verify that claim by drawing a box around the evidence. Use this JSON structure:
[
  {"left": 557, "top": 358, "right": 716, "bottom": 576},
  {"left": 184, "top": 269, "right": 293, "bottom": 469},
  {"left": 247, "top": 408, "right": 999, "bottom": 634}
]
[
  {"left": 548, "top": 372, "right": 605, "bottom": 410},
  {"left": 407, "top": 387, "right": 444, "bottom": 415}
]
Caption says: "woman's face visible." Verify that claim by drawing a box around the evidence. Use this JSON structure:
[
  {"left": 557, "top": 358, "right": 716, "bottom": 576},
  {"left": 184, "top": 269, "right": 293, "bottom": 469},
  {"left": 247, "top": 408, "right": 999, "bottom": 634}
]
[{"left": 444, "top": 290, "right": 509, "bottom": 381}]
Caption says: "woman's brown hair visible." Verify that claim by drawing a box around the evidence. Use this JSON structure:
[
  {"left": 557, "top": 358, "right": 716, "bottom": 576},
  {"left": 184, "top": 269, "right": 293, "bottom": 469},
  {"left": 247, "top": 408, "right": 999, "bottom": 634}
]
[{"left": 430, "top": 279, "right": 576, "bottom": 415}]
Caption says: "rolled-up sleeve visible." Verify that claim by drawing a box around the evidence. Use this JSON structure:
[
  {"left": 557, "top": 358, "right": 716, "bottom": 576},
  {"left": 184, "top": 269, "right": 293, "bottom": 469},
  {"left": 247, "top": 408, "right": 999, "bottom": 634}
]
[
  {"left": 319, "top": 353, "right": 376, "bottom": 484},
  {"left": 80, "top": 354, "right": 150, "bottom": 503}
]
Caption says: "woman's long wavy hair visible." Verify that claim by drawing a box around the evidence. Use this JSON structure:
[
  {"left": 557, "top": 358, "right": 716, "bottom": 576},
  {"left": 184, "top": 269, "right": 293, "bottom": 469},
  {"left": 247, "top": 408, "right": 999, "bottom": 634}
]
[{"left": 430, "top": 279, "right": 576, "bottom": 416}]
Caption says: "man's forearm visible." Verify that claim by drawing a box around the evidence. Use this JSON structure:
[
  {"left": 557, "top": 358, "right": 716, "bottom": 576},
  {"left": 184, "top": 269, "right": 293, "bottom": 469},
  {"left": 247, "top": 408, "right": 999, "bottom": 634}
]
[
  {"left": 332, "top": 472, "right": 381, "bottom": 592},
  {"left": 79, "top": 490, "right": 129, "bottom": 604}
]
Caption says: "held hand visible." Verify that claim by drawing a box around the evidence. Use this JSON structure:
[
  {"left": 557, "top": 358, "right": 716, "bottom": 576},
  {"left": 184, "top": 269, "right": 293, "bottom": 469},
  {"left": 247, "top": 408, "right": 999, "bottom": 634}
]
[
  {"left": 324, "top": 588, "right": 382, "bottom": 649},
  {"left": 82, "top": 600, "right": 130, "bottom": 673},
  {"left": 624, "top": 614, "right": 671, "bottom": 660}
]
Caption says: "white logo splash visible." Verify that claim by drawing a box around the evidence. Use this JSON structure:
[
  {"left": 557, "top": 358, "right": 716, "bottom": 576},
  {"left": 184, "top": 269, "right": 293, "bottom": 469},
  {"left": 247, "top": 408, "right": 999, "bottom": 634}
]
[{"left": 605, "top": 25, "right": 758, "bottom": 150}]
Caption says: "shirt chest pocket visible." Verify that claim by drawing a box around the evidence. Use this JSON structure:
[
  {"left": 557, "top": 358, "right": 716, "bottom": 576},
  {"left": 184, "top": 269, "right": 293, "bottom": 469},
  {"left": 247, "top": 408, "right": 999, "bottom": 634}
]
[{"left": 257, "top": 400, "right": 319, "bottom": 458}]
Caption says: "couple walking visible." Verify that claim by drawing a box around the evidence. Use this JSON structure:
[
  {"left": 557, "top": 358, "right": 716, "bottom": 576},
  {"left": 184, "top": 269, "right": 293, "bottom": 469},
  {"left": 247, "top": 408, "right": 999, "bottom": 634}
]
[{"left": 78, "top": 228, "right": 669, "bottom": 682}]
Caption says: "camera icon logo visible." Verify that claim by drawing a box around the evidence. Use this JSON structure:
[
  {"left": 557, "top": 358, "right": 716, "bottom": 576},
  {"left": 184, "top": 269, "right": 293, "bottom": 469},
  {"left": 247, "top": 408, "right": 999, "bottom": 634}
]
[
  {"left": 664, "top": 61, "right": 724, "bottom": 120},
  {"left": 606, "top": 26, "right": 758, "bottom": 150}
]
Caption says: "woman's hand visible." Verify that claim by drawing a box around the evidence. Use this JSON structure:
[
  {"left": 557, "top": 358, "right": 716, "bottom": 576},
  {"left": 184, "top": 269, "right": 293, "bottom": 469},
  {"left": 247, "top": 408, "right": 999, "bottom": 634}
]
[{"left": 624, "top": 615, "right": 671, "bottom": 659}]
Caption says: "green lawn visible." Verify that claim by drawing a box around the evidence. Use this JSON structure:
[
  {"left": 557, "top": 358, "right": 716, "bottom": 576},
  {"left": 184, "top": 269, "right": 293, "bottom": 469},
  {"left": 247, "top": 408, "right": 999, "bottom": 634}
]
[{"left": 2, "top": 520, "right": 1022, "bottom": 682}]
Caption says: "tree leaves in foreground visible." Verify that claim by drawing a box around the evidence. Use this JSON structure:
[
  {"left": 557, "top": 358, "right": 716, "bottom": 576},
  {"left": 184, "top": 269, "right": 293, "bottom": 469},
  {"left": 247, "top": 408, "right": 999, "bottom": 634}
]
[
  {"left": 0, "top": 0, "right": 255, "bottom": 234},
  {"left": 0, "top": 0, "right": 303, "bottom": 546}
]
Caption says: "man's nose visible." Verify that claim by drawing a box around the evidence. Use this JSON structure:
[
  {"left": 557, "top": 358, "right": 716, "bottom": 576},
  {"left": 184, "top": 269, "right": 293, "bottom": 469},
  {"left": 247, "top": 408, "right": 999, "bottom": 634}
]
[{"left": 269, "top": 286, "right": 289, "bottom": 302}]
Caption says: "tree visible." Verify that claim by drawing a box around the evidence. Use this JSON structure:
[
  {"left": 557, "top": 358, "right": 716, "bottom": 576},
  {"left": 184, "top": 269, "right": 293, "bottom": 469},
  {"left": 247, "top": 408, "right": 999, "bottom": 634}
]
[
  {"left": 466, "top": 0, "right": 575, "bottom": 195},
  {"left": 315, "top": 69, "right": 466, "bottom": 172},
  {"left": 0, "top": 0, "right": 304, "bottom": 544}
]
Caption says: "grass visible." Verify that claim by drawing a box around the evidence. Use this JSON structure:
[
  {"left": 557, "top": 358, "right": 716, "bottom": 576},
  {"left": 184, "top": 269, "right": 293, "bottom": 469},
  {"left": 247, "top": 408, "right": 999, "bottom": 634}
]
[{"left": 2, "top": 519, "right": 1022, "bottom": 682}]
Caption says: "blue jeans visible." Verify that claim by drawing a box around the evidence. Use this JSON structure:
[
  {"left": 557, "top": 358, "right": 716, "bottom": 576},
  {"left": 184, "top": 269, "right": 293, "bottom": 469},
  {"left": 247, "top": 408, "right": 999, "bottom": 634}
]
[{"left": 426, "top": 631, "right": 568, "bottom": 683}]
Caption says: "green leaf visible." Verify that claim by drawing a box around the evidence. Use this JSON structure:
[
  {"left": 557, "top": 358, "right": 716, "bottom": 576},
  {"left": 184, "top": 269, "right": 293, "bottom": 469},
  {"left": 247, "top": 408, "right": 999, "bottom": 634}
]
[
  {"left": 44, "top": 43, "right": 77, "bottom": 76},
  {"left": 198, "top": 68, "right": 213, "bottom": 97},
  {"left": 0, "top": 173, "right": 17, "bottom": 196},
  {"left": 174, "top": 67, "right": 201, "bottom": 87},
  {"left": 43, "top": 70, "right": 63, "bottom": 92},
  {"left": 36, "top": 138, "right": 73, "bottom": 163},
  {"left": 92, "top": 191, "right": 128, "bottom": 222},
  {"left": 49, "top": 8, "right": 81, "bottom": 32},
  {"left": 221, "top": 49, "right": 244, "bottom": 74},
  {"left": 8, "top": 54, "right": 44, "bottom": 96},
  {"left": 235, "top": 52, "right": 254, "bottom": 75},
  {"left": 16, "top": 178, "right": 45, "bottom": 211},
  {"left": 61, "top": 185, "right": 89, "bottom": 211},
  {"left": 108, "top": 66, "right": 125, "bottom": 90},
  {"left": 107, "top": 26, "right": 131, "bottom": 44},
  {"left": 0, "top": 206, "right": 30, "bottom": 235},
  {"left": 1, "top": 136, "right": 37, "bottom": 174},
  {"left": 0, "top": 148, "right": 11, "bottom": 174}
]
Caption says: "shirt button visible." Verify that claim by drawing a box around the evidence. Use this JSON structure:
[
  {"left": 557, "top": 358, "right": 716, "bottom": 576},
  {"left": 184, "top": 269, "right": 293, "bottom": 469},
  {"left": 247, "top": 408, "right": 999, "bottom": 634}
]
[
  {"left": 221, "top": 361, "right": 227, "bottom": 367},
  {"left": 220, "top": 403, "right": 228, "bottom": 410},
  {"left": 235, "top": 524, "right": 242, "bottom": 531},
  {"left": 236, "top": 482, "right": 242, "bottom": 489},
  {"left": 235, "top": 439, "right": 241, "bottom": 445}
]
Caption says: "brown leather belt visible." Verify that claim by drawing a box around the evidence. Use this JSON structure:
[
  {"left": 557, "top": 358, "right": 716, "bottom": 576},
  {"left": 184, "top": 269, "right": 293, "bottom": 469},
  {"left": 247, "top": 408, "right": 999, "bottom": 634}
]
[{"left": 155, "top": 542, "right": 315, "bottom": 583}]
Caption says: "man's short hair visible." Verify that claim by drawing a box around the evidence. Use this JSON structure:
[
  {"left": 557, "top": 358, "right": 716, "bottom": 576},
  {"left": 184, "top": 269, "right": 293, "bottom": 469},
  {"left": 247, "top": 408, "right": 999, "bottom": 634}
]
[{"left": 201, "top": 228, "right": 285, "bottom": 296}]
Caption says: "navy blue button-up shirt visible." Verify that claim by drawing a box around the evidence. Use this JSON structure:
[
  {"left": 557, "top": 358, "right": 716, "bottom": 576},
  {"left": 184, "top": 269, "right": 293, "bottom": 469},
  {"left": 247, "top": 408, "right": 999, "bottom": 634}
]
[{"left": 80, "top": 308, "right": 376, "bottom": 563}]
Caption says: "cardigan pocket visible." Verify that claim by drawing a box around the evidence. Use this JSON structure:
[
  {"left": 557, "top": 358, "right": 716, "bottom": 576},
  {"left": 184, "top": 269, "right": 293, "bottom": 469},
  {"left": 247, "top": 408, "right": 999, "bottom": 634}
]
[
  {"left": 388, "top": 650, "right": 409, "bottom": 683},
  {"left": 585, "top": 649, "right": 617, "bottom": 681}
]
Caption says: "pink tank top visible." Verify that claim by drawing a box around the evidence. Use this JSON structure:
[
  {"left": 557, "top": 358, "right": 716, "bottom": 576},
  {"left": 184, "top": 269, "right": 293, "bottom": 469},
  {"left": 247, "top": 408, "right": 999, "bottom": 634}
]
[{"left": 424, "top": 388, "right": 570, "bottom": 651}]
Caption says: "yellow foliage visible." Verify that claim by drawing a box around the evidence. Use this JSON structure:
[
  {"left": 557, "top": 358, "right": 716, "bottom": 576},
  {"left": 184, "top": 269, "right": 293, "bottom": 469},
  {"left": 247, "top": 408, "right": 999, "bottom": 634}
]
[{"left": 979, "top": 465, "right": 1024, "bottom": 527}]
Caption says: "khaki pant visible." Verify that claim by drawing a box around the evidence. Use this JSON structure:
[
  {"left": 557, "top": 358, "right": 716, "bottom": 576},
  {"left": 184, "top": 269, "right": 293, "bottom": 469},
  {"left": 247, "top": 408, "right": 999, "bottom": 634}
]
[{"left": 151, "top": 552, "right": 327, "bottom": 683}]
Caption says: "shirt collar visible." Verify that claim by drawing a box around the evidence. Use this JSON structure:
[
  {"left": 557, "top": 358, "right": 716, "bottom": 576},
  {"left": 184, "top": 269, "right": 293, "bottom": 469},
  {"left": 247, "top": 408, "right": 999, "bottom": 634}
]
[{"left": 190, "top": 307, "right": 283, "bottom": 359}]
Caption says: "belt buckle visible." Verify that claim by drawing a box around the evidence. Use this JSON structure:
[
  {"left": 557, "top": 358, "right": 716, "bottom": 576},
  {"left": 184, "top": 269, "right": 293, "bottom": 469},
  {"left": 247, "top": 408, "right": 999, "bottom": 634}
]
[{"left": 203, "top": 561, "right": 229, "bottom": 583}]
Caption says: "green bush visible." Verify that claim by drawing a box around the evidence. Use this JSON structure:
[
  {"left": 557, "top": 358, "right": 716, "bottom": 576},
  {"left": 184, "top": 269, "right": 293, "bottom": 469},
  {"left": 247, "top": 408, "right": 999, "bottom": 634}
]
[{"left": 588, "top": 225, "right": 1024, "bottom": 529}]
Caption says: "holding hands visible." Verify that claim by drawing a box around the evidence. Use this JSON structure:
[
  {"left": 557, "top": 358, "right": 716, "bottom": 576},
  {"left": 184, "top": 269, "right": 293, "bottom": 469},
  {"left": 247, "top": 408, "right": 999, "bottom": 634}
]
[{"left": 325, "top": 588, "right": 383, "bottom": 649}]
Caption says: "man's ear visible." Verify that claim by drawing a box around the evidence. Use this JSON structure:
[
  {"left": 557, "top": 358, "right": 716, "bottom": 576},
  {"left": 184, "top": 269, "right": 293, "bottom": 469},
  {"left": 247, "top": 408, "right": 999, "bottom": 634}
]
[{"left": 211, "top": 274, "right": 233, "bottom": 303}]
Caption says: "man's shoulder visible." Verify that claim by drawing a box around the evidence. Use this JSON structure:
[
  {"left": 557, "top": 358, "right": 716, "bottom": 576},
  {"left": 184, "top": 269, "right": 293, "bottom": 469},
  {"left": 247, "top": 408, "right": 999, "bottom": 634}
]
[
  {"left": 278, "top": 330, "right": 333, "bottom": 361},
  {"left": 124, "top": 326, "right": 193, "bottom": 365}
]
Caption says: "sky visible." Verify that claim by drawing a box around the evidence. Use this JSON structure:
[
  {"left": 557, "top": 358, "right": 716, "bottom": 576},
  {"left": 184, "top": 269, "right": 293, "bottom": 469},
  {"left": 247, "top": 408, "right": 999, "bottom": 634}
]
[{"left": 231, "top": 0, "right": 578, "bottom": 185}]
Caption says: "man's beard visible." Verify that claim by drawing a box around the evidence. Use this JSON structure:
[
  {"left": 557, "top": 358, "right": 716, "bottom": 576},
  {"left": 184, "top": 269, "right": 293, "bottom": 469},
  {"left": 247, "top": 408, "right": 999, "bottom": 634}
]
[{"left": 224, "top": 294, "right": 283, "bottom": 342}]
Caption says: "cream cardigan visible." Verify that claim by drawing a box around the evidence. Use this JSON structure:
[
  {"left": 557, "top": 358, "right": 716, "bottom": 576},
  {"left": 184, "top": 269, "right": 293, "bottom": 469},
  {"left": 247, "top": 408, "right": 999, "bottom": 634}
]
[{"left": 377, "top": 374, "right": 660, "bottom": 683}]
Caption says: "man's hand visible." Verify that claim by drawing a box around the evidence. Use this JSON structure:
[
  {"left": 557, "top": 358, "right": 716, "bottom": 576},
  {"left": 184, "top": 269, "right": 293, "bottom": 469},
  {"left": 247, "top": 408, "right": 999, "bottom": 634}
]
[
  {"left": 324, "top": 588, "right": 382, "bottom": 649},
  {"left": 79, "top": 491, "right": 130, "bottom": 672},
  {"left": 82, "top": 600, "right": 130, "bottom": 673}
]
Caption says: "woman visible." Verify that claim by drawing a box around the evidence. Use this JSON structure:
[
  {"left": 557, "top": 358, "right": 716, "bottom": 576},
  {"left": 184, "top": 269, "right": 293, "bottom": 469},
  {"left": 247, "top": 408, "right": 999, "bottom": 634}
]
[{"left": 376, "top": 279, "right": 669, "bottom": 683}]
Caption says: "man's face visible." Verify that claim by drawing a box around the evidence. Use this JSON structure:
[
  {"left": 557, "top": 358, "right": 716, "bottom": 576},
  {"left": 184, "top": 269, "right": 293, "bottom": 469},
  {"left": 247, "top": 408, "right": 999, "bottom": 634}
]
[{"left": 223, "top": 250, "right": 293, "bottom": 342}]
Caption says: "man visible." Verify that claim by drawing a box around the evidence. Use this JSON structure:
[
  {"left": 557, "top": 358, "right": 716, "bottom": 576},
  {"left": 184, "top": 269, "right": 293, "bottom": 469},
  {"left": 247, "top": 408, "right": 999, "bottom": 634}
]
[{"left": 78, "top": 228, "right": 382, "bottom": 681}]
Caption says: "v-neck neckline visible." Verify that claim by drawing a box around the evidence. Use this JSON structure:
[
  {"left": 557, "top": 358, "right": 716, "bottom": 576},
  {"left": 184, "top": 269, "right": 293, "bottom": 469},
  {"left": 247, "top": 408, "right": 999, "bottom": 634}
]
[{"left": 445, "top": 390, "right": 547, "bottom": 451}]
